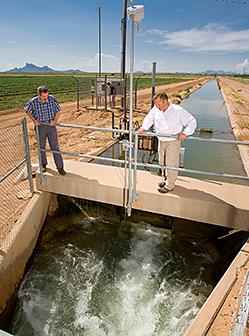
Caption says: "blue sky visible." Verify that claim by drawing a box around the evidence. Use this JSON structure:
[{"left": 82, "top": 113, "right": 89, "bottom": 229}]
[{"left": 0, "top": 0, "right": 249, "bottom": 72}]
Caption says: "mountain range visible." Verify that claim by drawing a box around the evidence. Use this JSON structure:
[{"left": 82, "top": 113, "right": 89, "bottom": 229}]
[
  {"left": 6, "top": 63, "right": 81, "bottom": 73},
  {"left": 4, "top": 63, "right": 242, "bottom": 75}
]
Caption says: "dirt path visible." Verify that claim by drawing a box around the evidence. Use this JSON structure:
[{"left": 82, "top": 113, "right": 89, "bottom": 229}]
[
  {"left": 221, "top": 77, "right": 249, "bottom": 101},
  {"left": 218, "top": 76, "right": 249, "bottom": 176}
]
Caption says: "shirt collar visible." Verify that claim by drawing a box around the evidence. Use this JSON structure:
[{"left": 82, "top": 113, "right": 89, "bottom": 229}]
[{"left": 164, "top": 102, "right": 172, "bottom": 112}]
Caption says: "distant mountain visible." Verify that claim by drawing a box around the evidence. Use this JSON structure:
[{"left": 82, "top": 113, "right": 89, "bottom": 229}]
[
  {"left": 6, "top": 63, "right": 81, "bottom": 73},
  {"left": 202, "top": 70, "right": 233, "bottom": 75}
]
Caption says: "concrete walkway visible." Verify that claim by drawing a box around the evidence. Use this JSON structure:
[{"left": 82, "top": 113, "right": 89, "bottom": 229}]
[{"left": 37, "top": 160, "right": 249, "bottom": 231}]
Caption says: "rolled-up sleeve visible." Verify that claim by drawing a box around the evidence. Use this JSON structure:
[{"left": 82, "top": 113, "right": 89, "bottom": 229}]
[
  {"left": 142, "top": 108, "right": 155, "bottom": 130},
  {"left": 180, "top": 108, "right": 197, "bottom": 136}
]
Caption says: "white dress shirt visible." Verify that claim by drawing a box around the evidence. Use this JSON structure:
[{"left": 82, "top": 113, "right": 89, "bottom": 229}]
[{"left": 142, "top": 103, "right": 197, "bottom": 141}]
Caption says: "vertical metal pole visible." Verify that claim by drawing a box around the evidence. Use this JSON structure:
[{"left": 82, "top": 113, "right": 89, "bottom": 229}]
[
  {"left": 35, "top": 124, "right": 44, "bottom": 183},
  {"left": 123, "top": 142, "right": 128, "bottom": 207},
  {"left": 123, "top": 76, "right": 127, "bottom": 130},
  {"left": 22, "top": 117, "right": 34, "bottom": 194},
  {"left": 104, "top": 75, "right": 107, "bottom": 110},
  {"left": 133, "top": 130, "right": 138, "bottom": 200},
  {"left": 151, "top": 62, "right": 156, "bottom": 108},
  {"left": 112, "top": 112, "right": 115, "bottom": 138},
  {"left": 135, "top": 79, "right": 137, "bottom": 109},
  {"left": 76, "top": 79, "right": 80, "bottom": 111},
  {"left": 91, "top": 79, "right": 94, "bottom": 106},
  {"left": 127, "top": 2, "right": 135, "bottom": 216},
  {"left": 121, "top": 0, "right": 127, "bottom": 79},
  {"left": 95, "top": 76, "right": 98, "bottom": 111},
  {"left": 121, "top": 0, "right": 127, "bottom": 108},
  {"left": 97, "top": 6, "right": 102, "bottom": 77}
]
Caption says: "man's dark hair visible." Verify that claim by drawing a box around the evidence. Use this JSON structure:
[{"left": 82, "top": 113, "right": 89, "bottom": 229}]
[
  {"left": 153, "top": 92, "right": 168, "bottom": 101},
  {"left": 37, "top": 86, "right": 49, "bottom": 95}
]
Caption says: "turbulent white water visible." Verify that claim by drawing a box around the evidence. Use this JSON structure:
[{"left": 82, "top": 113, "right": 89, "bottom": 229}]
[{"left": 12, "top": 217, "right": 215, "bottom": 336}]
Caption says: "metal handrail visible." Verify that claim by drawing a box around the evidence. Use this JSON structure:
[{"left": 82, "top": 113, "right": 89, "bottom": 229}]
[
  {"left": 46, "top": 122, "right": 129, "bottom": 134},
  {"left": 0, "top": 158, "right": 27, "bottom": 183},
  {"left": 138, "top": 131, "right": 249, "bottom": 146},
  {"left": 36, "top": 122, "right": 249, "bottom": 217},
  {"left": 40, "top": 122, "right": 249, "bottom": 145}
]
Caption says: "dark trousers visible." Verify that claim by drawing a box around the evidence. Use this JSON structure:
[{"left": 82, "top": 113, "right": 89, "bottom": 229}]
[{"left": 37, "top": 124, "right": 63, "bottom": 170}]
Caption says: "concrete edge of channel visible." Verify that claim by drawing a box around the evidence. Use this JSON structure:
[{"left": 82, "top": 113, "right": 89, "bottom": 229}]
[
  {"left": 185, "top": 238, "right": 249, "bottom": 336},
  {"left": 0, "top": 190, "right": 51, "bottom": 315}
]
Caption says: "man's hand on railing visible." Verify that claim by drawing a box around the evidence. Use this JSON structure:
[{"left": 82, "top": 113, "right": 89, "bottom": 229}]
[
  {"left": 138, "top": 127, "right": 146, "bottom": 134},
  {"left": 178, "top": 132, "right": 187, "bottom": 141}
]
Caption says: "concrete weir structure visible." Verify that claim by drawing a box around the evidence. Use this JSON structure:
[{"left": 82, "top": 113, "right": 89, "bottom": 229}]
[{"left": 36, "top": 159, "right": 249, "bottom": 231}]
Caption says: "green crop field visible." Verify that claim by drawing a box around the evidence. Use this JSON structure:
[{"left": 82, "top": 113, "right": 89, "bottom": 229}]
[{"left": 0, "top": 73, "right": 200, "bottom": 111}]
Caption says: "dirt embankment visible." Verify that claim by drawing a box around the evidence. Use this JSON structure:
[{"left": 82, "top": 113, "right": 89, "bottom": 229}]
[{"left": 218, "top": 76, "right": 249, "bottom": 176}]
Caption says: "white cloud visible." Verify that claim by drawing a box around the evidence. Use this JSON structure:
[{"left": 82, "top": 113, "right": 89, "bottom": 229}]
[
  {"left": 147, "top": 24, "right": 249, "bottom": 53},
  {"left": 235, "top": 58, "right": 249, "bottom": 73},
  {"left": 77, "top": 53, "right": 120, "bottom": 72}
]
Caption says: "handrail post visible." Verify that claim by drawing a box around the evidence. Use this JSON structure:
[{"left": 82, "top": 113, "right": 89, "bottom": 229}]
[
  {"left": 35, "top": 124, "right": 44, "bottom": 183},
  {"left": 133, "top": 131, "right": 139, "bottom": 201},
  {"left": 22, "top": 117, "right": 34, "bottom": 194}
]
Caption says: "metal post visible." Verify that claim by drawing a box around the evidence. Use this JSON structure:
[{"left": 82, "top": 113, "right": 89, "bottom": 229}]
[
  {"left": 112, "top": 112, "right": 115, "bottom": 138},
  {"left": 134, "top": 73, "right": 143, "bottom": 109},
  {"left": 135, "top": 79, "right": 138, "bottom": 109},
  {"left": 95, "top": 76, "right": 98, "bottom": 111},
  {"left": 97, "top": 6, "right": 102, "bottom": 77},
  {"left": 121, "top": 0, "right": 127, "bottom": 108},
  {"left": 151, "top": 62, "right": 156, "bottom": 108},
  {"left": 76, "top": 79, "right": 80, "bottom": 111},
  {"left": 123, "top": 76, "right": 127, "bottom": 130},
  {"left": 104, "top": 75, "right": 107, "bottom": 110},
  {"left": 35, "top": 124, "right": 44, "bottom": 183},
  {"left": 22, "top": 117, "right": 34, "bottom": 194},
  {"left": 127, "top": 1, "right": 135, "bottom": 216},
  {"left": 133, "top": 131, "right": 139, "bottom": 201},
  {"left": 72, "top": 75, "right": 80, "bottom": 112},
  {"left": 91, "top": 79, "right": 94, "bottom": 106},
  {"left": 121, "top": 0, "right": 127, "bottom": 79}
]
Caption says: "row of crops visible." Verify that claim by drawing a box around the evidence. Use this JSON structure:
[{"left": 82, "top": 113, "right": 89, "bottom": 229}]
[{"left": 0, "top": 74, "right": 197, "bottom": 111}]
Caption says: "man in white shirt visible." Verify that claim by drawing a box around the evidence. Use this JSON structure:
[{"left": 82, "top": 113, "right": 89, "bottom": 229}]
[{"left": 138, "top": 92, "right": 197, "bottom": 193}]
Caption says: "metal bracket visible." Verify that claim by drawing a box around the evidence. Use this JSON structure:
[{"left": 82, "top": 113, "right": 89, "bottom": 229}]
[{"left": 133, "top": 191, "right": 140, "bottom": 202}]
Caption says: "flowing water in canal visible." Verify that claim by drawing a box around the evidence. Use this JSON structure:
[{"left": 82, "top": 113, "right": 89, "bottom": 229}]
[
  {"left": 11, "top": 210, "right": 217, "bottom": 336},
  {"left": 10, "top": 79, "right": 245, "bottom": 336}
]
